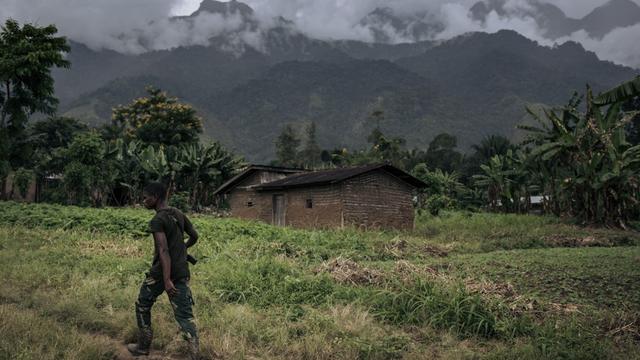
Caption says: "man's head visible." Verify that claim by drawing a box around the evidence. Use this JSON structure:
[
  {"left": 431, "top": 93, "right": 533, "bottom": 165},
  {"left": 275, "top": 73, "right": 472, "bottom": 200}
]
[{"left": 143, "top": 182, "right": 167, "bottom": 209}]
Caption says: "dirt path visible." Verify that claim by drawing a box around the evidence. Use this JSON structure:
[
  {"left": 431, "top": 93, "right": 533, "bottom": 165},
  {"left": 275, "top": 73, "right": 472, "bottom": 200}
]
[
  {"left": 90, "top": 333, "right": 188, "bottom": 360},
  {"left": 113, "top": 340, "right": 186, "bottom": 360}
]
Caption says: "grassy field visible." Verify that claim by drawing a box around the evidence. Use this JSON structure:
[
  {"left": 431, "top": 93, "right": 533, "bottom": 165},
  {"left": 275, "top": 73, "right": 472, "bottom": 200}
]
[{"left": 0, "top": 201, "right": 639, "bottom": 359}]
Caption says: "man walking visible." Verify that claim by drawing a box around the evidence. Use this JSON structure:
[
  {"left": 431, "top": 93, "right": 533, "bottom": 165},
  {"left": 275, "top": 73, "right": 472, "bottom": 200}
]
[{"left": 128, "top": 182, "right": 199, "bottom": 359}]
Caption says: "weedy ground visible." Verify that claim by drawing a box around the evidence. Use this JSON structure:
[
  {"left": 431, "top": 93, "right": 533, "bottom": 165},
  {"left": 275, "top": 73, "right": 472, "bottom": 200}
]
[{"left": 0, "top": 201, "right": 639, "bottom": 359}]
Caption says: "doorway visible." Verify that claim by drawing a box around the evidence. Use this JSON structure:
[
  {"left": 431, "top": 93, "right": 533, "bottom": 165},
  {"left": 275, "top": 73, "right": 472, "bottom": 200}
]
[{"left": 272, "top": 194, "right": 285, "bottom": 226}]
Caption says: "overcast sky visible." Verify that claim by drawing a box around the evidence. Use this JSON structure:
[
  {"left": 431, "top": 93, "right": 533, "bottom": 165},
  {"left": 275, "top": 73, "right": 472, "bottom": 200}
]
[
  {"left": 171, "top": 0, "right": 618, "bottom": 18},
  {"left": 1, "top": 0, "right": 639, "bottom": 67}
]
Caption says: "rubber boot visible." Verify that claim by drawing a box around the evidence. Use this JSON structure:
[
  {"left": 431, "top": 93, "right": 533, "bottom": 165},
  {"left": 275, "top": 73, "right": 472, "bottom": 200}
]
[
  {"left": 187, "top": 337, "right": 200, "bottom": 360},
  {"left": 127, "top": 327, "right": 152, "bottom": 356}
]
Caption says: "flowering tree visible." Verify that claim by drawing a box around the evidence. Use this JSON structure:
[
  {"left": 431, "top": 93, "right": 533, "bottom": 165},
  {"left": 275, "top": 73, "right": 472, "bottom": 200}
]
[{"left": 111, "top": 87, "right": 203, "bottom": 147}]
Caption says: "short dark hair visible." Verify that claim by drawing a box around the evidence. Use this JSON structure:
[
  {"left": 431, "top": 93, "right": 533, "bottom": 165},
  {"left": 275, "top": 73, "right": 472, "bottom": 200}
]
[{"left": 143, "top": 182, "right": 167, "bottom": 200}]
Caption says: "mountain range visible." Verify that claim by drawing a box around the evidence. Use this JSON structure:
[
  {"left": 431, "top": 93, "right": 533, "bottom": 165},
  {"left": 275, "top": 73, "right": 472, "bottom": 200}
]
[
  {"left": 470, "top": 0, "right": 640, "bottom": 39},
  {"left": 53, "top": 0, "right": 640, "bottom": 163},
  {"left": 357, "top": 0, "right": 640, "bottom": 42}
]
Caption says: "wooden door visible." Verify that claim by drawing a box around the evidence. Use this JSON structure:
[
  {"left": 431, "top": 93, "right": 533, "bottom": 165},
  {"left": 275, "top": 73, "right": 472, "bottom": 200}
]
[{"left": 272, "top": 194, "right": 285, "bottom": 226}]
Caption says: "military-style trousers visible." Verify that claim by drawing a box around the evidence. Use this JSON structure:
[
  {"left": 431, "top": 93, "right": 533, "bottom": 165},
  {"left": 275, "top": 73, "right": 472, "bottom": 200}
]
[{"left": 135, "top": 275, "right": 198, "bottom": 341}]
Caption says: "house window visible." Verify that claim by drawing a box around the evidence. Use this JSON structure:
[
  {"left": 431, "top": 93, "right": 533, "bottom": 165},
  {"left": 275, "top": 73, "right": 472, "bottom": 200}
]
[
  {"left": 247, "top": 201, "right": 254, "bottom": 207},
  {"left": 305, "top": 199, "right": 313, "bottom": 209}
]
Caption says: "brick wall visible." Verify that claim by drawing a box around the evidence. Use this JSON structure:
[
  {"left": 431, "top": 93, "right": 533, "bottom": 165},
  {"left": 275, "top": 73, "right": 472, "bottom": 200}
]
[
  {"left": 227, "top": 169, "right": 416, "bottom": 230},
  {"left": 341, "top": 170, "right": 415, "bottom": 230},
  {"left": 227, "top": 170, "right": 290, "bottom": 221},
  {"left": 262, "top": 184, "right": 343, "bottom": 229}
]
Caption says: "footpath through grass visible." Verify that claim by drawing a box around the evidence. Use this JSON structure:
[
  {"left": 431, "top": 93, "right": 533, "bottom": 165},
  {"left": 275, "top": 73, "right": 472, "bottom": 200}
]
[{"left": 0, "top": 201, "right": 638, "bottom": 359}]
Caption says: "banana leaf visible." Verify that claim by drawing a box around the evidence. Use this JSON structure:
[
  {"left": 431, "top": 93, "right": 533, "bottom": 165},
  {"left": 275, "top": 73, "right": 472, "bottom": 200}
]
[{"left": 594, "top": 76, "right": 640, "bottom": 106}]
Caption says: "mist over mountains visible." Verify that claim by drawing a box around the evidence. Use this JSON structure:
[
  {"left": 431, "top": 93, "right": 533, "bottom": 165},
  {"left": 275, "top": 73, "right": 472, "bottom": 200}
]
[{"left": 3, "top": 0, "right": 639, "bottom": 161}]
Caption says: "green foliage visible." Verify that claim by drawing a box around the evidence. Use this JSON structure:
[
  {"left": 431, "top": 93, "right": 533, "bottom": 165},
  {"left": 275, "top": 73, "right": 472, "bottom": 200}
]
[
  {"left": 62, "top": 161, "right": 94, "bottom": 205},
  {"left": 29, "top": 116, "right": 88, "bottom": 151},
  {"left": 28, "top": 116, "right": 88, "bottom": 177},
  {"left": 594, "top": 76, "right": 640, "bottom": 106},
  {"left": 412, "top": 164, "right": 470, "bottom": 215},
  {"left": 0, "top": 19, "right": 70, "bottom": 168},
  {"left": 275, "top": 124, "right": 301, "bottom": 167},
  {"left": 300, "top": 122, "right": 321, "bottom": 169},
  {"left": 1, "top": 202, "right": 639, "bottom": 358},
  {"left": 623, "top": 96, "right": 640, "bottom": 146},
  {"left": 519, "top": 84, "right": 640, "bottom": 226},
  {"left": 425, "top": 194, "right": 453, "bottom": 216},
  {"left": 175, "top": 141, "right": 245, "bottom": 209},
  {"left": 169, "top": 191, "right": 191, "bottom": 212},
  {"left": 61, "top": 132, "right": 110, "bottom": 206},
  {"left": 111, "top": 87, "right": 203, "bottom": 147},
  {"left": 66, "top": 131, "right": 105, "bottom": 166},
  {"left": 208, "top": 257, "right": 336, "bottom": 307},
  {"left": 70, "top": 134, "right": 245, "bottom": 207},
  {"left": 12, "top": 167, "right": 33, "bottom": 198},
  {"left": 367, "top": 127, "right": 407, "bottom": 167},
  {"left": 424, "top": 133, "right": 463, "bottom": 173},
  {"left": 461, "top": 135, "right": 515, "bottom": 180},
  {"left": 135, "top": 145, "right": 171, "bottom": 182},
  {"left": 370, "top": 278, "right": 497, "bottom": 337},
  {"left": 473, "top": 149, "right": 534, "bottom": 213}
]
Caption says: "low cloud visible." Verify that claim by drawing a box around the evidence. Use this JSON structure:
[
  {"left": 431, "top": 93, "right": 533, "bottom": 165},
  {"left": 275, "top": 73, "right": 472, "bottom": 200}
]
[
  {"left": 1, "top": 0, "right": 638, "bottom": 68},
  {"left": 557, "top": 25, "right": 640, "bottom": 69},
  {"left": 0, "top": 0, "right": 254, "bottom": 54}
]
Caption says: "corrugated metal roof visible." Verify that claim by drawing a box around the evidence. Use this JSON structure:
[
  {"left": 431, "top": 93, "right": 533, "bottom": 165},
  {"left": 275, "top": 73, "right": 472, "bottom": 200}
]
[
  {"left": 212, "top": 165, "right": 307, "bottom": 196},
  {"left": 253, "top": 163, "right": 426, "bottom": 190}
]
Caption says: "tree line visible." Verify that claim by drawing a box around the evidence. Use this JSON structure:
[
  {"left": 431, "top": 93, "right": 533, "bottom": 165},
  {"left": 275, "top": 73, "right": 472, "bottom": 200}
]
[
  {"left": 0, "top": 20, "right": 244, "bottom": 210},
  {"left": 273, "top": 79, "right": 640, "bottom": 228}
]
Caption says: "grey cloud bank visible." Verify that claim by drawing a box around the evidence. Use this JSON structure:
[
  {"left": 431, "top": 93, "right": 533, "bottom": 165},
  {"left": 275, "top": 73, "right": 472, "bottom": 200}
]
[{"left": 1, "top": 0, "right": 639, "bottom": 68}]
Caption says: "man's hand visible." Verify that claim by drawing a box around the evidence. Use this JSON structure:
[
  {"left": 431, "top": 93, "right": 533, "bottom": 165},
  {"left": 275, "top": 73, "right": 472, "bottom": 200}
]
[{"left": 164, "top": 278, "right": 178, "bottom": 297}]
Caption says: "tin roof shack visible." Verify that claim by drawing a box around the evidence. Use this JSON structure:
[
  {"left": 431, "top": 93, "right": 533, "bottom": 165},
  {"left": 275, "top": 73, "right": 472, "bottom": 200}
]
[{"left": 214, "top": 164, "right": 426, "bottom": 230}]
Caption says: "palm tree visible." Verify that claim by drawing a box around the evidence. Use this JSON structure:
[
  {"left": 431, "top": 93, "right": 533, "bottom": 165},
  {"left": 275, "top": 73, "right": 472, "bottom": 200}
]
[{"left": 471, "top": 135, "right": 514, "bottom": 160}]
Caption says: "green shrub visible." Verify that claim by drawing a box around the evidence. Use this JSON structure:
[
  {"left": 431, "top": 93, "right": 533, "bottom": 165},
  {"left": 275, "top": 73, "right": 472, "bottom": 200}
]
[
  {"left": 205, "top": 257, "right": 336, "bottom": 307},
  {"left": 13, "top": 168, "right": 34, "bottom": 198},
  {"left": 170, "top": 191, "right": 191, "bottom": 212},
  {"left": 369, "top": 278, "right": 497, "bottom": 338},
  {"left": 425, "top": 194, "right": 452, "bottom": 216}
]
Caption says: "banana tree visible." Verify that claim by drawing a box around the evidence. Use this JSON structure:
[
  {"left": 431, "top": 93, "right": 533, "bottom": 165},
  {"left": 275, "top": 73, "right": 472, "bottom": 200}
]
[
  {"left": 473, "top": 154, "right": 515, "bottom": 212},
  {"left": 412, "top": 163, "right": 470, "bottom": 213},
  {"left": 521, "top": 83, "right": 640, "bottom": 227},
  {"left": 176, "top": 142, "right": 245, "bottom": 209},
  {"left": 594, "top": 76, "right": 640, "bottom": 106}
]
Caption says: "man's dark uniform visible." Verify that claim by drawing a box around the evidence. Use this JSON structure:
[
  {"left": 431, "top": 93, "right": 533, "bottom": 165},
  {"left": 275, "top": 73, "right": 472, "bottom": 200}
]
[{"left": 135, "top": 207, "right": 198, "bottom": 348}]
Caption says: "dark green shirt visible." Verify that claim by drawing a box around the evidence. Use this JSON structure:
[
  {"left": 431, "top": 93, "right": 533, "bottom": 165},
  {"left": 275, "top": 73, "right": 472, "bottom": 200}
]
[{"left": 147, "top": 207, "right": 194, "bottom": 281}]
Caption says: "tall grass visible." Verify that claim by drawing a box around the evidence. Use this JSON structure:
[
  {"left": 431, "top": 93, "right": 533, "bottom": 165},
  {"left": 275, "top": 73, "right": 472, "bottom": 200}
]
[{"left": 1, "top": 201, "right": 639, "bottom": 359}]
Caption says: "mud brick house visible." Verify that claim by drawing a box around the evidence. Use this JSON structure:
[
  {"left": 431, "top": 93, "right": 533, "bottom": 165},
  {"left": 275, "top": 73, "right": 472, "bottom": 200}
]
[{"left": 213, "top": 164, "right": 426, "bottom": 230}]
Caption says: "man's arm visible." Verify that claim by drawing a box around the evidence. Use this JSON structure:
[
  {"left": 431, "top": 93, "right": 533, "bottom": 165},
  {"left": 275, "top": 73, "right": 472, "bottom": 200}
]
[
  {"left": 153, "top": 231, "right": 177, "bottom": 296},
  {"left": 184, "top": 216, "right": 198, "bottom": 248}
]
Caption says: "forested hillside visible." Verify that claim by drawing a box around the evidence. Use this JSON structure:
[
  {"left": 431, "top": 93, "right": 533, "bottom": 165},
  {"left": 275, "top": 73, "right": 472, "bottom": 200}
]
[{"left": 58, "top": 29, "right": 638, "bottom": 162}]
